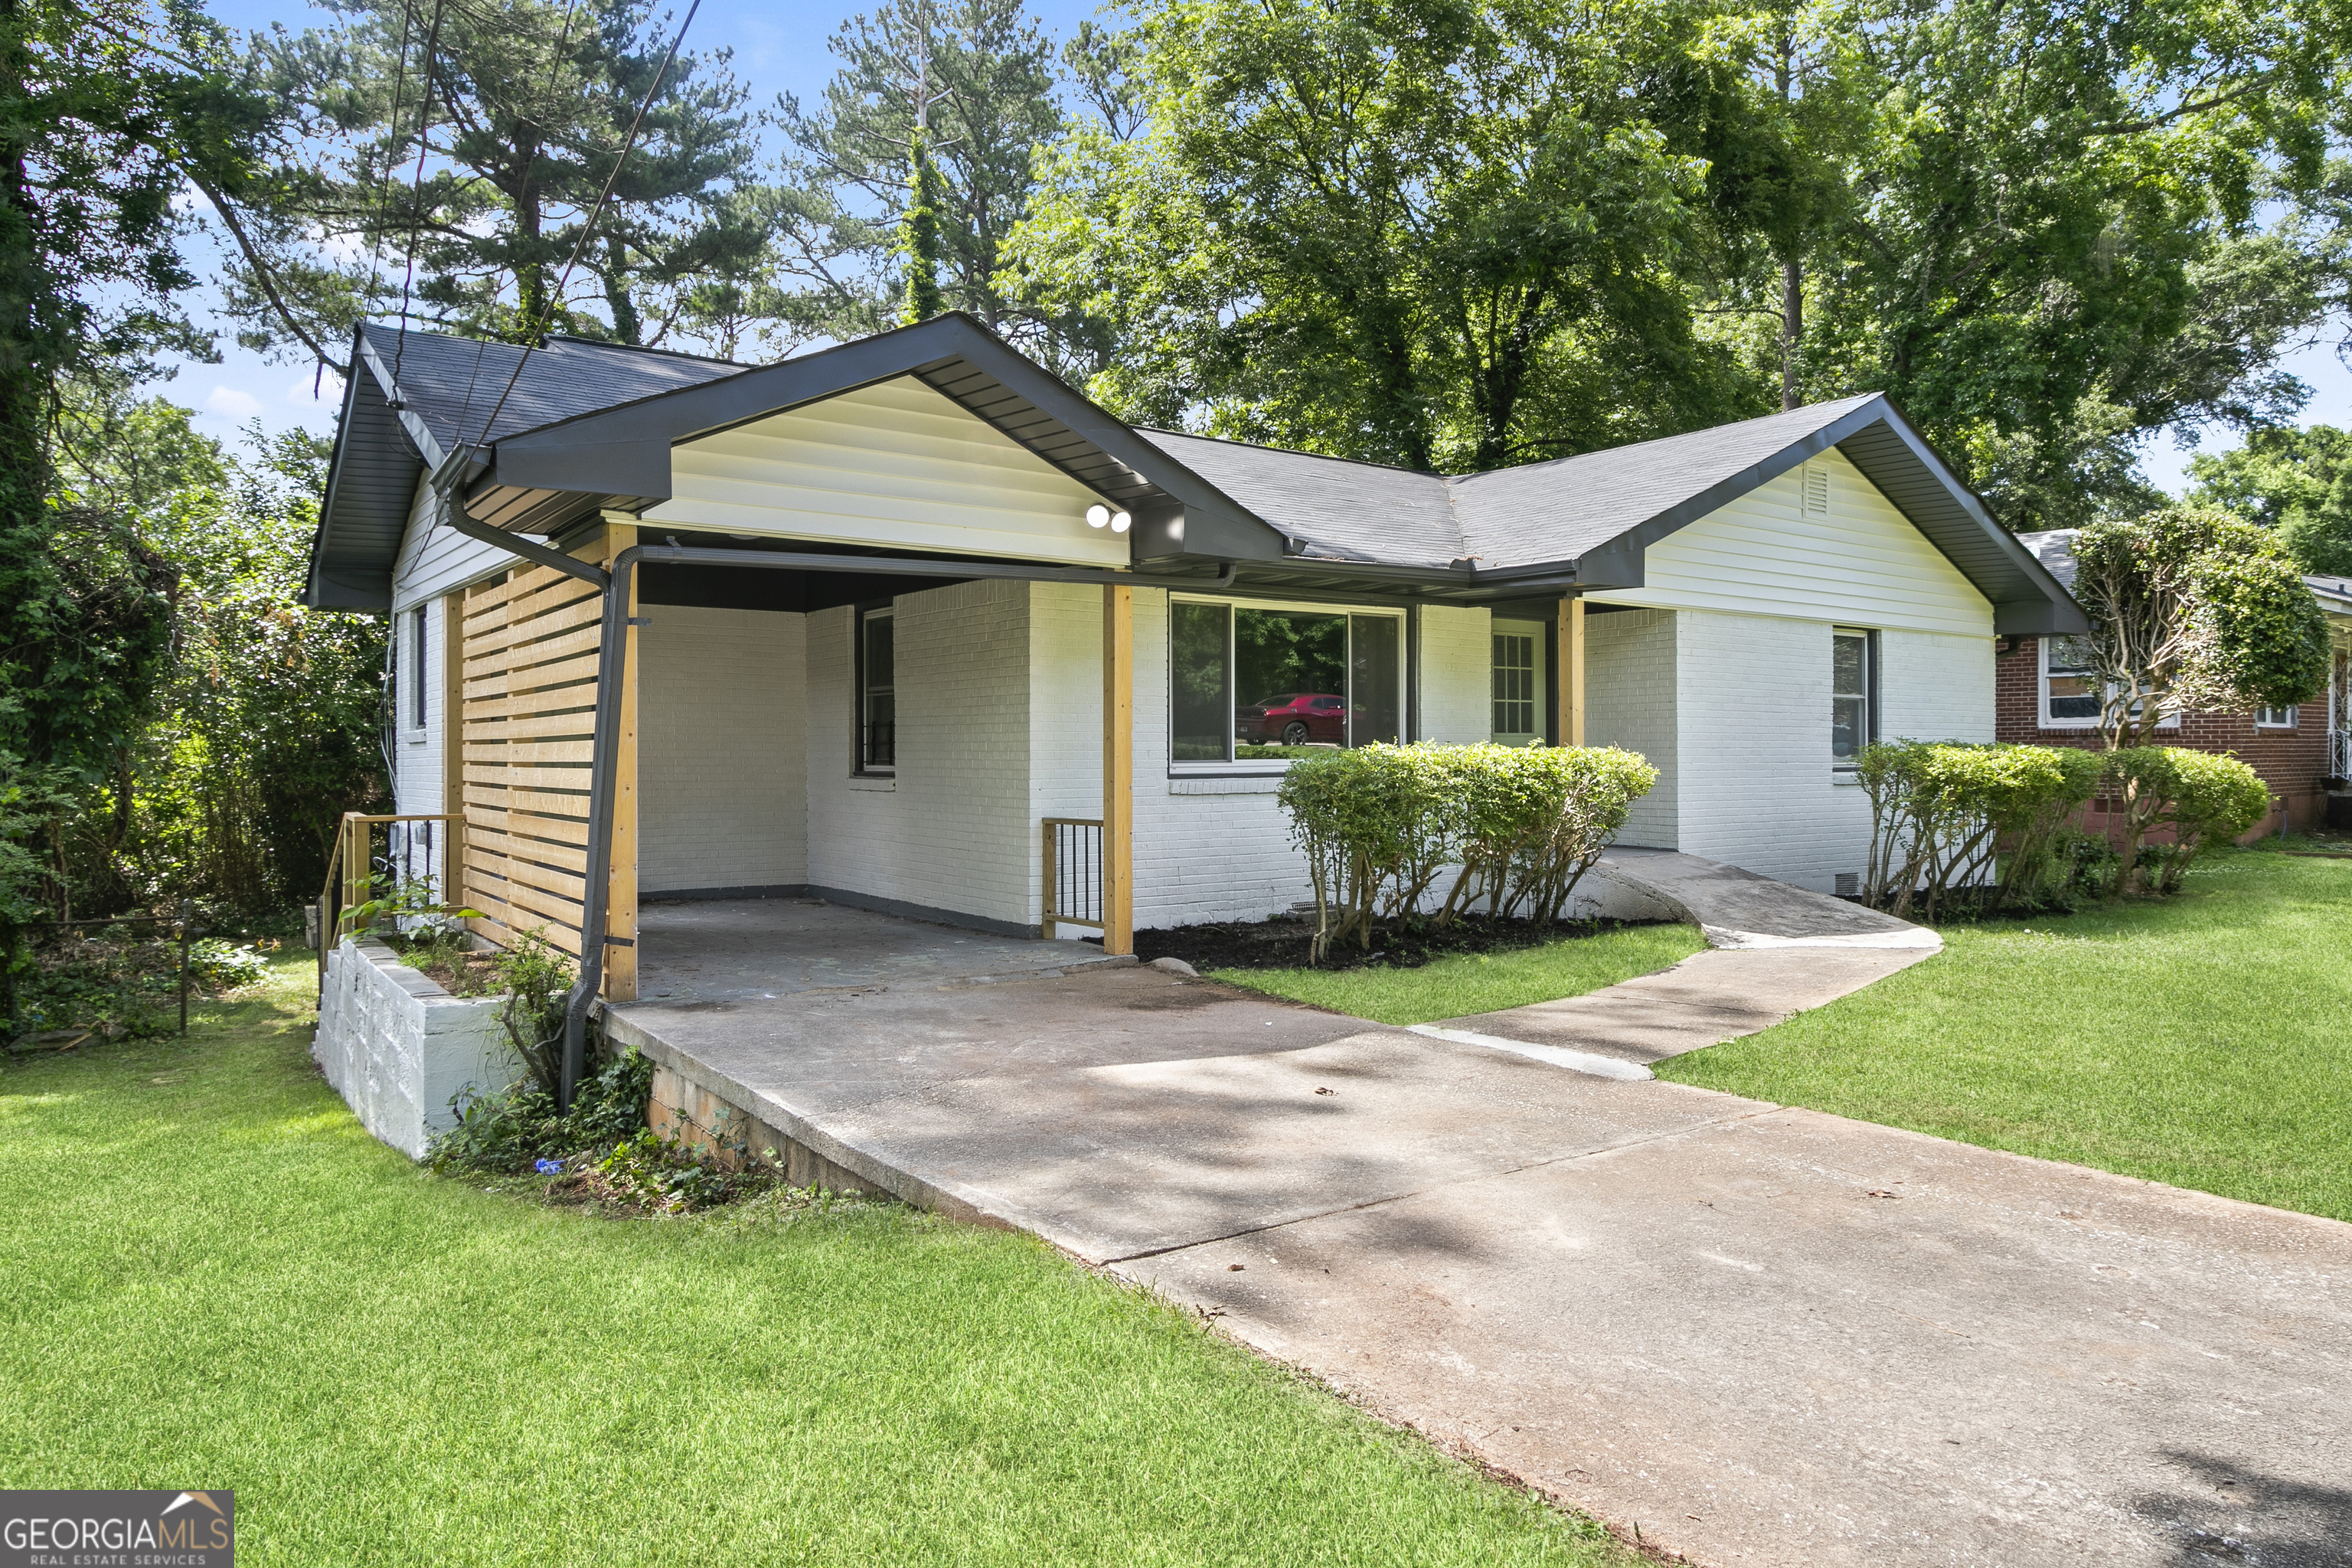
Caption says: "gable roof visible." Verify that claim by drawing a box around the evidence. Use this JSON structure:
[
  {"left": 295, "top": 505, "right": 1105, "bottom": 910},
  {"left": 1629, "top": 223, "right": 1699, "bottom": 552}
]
[
  {"left": 309, "top": 322, "right": 746, "bottom": 607},
  {"left": 309, "top": 312, "right": 2084, "bottom": 632}
]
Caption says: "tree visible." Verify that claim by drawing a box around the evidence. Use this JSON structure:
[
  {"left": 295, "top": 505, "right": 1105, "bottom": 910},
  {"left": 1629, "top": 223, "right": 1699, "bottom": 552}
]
[
  {"left": 775, "top": 0, "right": 1060, "bottom": 341},
  {"left": 1005, "top": 0, "right": 1763, "bottom": 472},
  {"left": 240, "top": 0, "right": 756, "bottom": 358},
  {"left": 1779, "top": 0, "right": 2352, "bottom": 526},
  {"left": 2188, "top": 425, "right": 2352, "bottom": 577},
  {"left": 2068, "top": 506, "right": 2331, "bottom": 748}
]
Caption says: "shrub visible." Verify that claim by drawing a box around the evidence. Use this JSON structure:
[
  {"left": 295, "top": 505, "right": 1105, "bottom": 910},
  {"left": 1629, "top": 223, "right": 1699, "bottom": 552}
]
[
  {"left": 428, "top": 1044, "right": 653, "bottom": 1174},
  {"left": 492, "top": 926, "right": 575, "bottom": 1096},
  {"left": 1858, "top": 741, "right": 2103, "bottom": 919},
  {"left": 2108, "top": 746, "right": 2270, "bottom": 893},
  {"left": 1278, "top": 743, "right": 1658, "bottom": 962},
  {"left": 185, "top": 938, "right": 268, "bottom": 990}
]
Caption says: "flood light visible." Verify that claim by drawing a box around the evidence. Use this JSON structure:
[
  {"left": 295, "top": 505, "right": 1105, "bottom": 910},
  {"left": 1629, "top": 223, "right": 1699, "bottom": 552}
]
[
  {"left": 1110, "top": 510, "right": 1132, "bottom": 534},
  {"left": 1085, "top": 504, "right": 1111, "bottom": 529}
]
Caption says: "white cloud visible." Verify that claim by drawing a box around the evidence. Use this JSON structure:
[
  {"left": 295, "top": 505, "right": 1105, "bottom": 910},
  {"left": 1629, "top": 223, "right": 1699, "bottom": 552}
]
[
  {"left": 204, "top": 386, "right": 265, "bottom": 419},
  {"left": 290, "top": 370, "right": 346, "bottom": 405}
]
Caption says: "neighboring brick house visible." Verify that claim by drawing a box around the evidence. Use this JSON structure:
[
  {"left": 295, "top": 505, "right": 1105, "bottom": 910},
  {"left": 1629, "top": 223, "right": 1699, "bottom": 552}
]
[{"left": 1998, "top": 531, "right": 2352, "bottom": 832}]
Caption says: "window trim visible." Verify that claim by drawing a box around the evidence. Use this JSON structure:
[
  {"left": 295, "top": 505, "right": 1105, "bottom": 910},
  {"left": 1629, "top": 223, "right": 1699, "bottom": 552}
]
[
  {"left": 1167, "top": 593, "right": 1409, "bottom": 776},
  {"left": 1490, "top": 619, "right": 1545, "bottom": 743},
  {"left": 2254, "top": 705, "right": 2298, "bottom": 730},
  {"left": 2039, "top": 635, "right": 2182, "bottom": 732},
  {"left": 854, "top": 603, "right": 896, "bottom": 776},
  {"left": 1831, "top": 626, "right": 1877, "bottom": 772}
]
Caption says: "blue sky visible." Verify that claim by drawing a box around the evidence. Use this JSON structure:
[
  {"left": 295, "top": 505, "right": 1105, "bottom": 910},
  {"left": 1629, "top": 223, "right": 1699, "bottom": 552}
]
[{"left": 172, "top": 0, "right": 2349, "bottom": 495}]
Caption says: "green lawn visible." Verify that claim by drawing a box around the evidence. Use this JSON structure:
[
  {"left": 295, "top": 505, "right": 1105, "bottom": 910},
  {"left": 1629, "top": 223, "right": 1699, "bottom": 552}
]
[
  {"left": 1212, "top": 923, "right": 1707, "bottom": 1025},
  {"left": 1657, "top": 844, "right": 2352, "bottom": 1223},
  {"left": 0, "top": 956, "right": 1632, "bottom": 1566}
]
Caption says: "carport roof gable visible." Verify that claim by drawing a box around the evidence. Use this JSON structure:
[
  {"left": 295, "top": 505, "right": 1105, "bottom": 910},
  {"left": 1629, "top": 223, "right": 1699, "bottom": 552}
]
[{"left": 469, "top": 312, "right": 1292, "bottom": 560}]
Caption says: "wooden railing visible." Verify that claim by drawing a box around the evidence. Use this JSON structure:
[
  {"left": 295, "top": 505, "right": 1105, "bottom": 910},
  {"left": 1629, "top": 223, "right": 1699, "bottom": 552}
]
[
  {"left": 1042, "top": 818, "right": 1105, "bottom": 939},
  {"left": 315, "top": 812, "right": 466, "bottom": 994}
]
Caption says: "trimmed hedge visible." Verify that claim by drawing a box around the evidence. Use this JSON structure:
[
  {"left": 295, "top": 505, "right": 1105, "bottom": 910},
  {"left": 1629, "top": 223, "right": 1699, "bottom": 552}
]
[
  {"left": 1276, "top": 743, "right": 1658, "bottom": 962},
  {"left": 1857, "top": 740, "right": 2270, "bottom": 916}
]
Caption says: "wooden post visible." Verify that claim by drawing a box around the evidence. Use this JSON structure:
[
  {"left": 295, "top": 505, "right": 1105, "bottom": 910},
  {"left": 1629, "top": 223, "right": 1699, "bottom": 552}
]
[
  {"left": 600, "top": 518, "right": 639, "bottom": 1001},
  {"left": 1560, "top": 596, "right": 1586, "bottom": 746},
  {"left": 341, "top": 815, "right": 368, "bottom": 936},
  {"left": 1102, "top": 585, "right": 1134, "bottom": 956}
]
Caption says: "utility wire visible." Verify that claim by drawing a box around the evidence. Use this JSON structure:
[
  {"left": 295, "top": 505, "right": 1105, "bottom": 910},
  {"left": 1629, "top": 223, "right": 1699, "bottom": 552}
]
[
  {"left": 469, "top": 0, "right": 704, "bottom": 448},
  {"left": 362, "top": 0, "right": 422, "bottom": 342},
  {"left": 388, "top": 0, "right": 452, "bottom": 398},
  {"left": 454, "top": 0, "right": 587, "bottom": 442}
]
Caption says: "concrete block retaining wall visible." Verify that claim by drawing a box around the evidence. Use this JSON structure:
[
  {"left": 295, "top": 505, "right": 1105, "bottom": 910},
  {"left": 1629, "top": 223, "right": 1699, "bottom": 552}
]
[{"left": 315, "top": 938, "right": 521, "bottom": 1158}]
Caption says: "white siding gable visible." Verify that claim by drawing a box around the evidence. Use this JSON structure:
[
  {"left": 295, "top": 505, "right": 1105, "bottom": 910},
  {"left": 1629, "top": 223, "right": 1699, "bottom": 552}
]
[
  {"left": 647, "top": 376, "right": 1128, "bottom": 567},
  {"left": 390, "top": 471, "right": 523, "bottom": 614},
  {"left": 1589, "top": 448, "right": 1993, "bottom": 636}
]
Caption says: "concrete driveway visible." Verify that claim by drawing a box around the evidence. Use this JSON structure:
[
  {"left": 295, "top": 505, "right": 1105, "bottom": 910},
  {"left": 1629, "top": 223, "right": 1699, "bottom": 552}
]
[{"left": 607, "top": 886, "right": 2352, "bottom": 1568}]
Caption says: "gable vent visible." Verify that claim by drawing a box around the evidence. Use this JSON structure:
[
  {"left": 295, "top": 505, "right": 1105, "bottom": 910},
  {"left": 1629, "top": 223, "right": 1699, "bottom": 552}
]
[{"left": 1803, "top": 462, "right": 1832, "bottom": 516}]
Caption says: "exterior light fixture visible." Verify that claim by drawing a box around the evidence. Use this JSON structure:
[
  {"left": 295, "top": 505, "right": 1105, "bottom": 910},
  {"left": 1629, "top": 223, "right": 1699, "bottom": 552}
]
[
  {"left": 1085, "top": 504, "right": 1111, "bottom": 529},
  {"left": 1110, "top": 510, "right": 1132, "bottom": 533}
]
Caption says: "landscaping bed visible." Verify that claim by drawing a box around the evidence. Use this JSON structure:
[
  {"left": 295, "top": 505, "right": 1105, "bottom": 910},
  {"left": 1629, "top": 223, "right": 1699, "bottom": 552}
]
[{"left": 1135, "top": 910, "right": 1671, "bottom": 973}]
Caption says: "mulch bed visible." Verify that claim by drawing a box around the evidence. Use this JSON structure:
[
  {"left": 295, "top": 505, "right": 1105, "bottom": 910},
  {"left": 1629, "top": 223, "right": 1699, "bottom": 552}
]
[{"left": 1132, "top": 911, "right": 1665, "bottom": 973}]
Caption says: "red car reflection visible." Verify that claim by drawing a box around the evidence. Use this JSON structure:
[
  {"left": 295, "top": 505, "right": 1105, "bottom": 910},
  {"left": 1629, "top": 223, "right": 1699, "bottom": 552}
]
[{"left": 1238, "top": 692, "right": 1346, "bottom": 745}]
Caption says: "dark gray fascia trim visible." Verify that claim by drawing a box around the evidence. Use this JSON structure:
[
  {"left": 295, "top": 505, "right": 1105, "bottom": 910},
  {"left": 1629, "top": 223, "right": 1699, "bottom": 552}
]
[
  {"left": 472, "top": 312, "right": 1292, "bottom": 563},
  {"left": 306, "top": 325, "right": 376, "bottom": 609},
  {"left": 446, "top": 504, "right": 609, "bottom": 591}
]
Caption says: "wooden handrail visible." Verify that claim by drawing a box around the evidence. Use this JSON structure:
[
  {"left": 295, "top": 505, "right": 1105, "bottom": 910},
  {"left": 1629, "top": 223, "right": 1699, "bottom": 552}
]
[{"left": 315, "top": 812, "right": 472, "bottom": 999}]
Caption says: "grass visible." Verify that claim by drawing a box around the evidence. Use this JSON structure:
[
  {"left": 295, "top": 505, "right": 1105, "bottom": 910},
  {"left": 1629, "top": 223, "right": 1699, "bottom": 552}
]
[
  {"left": 0, "top": 955, "right": 1635, "bottom": 1566},
  {"left": 1657, "top": 843, "right": 2352, "bottom": 1223},
  {"left": 1211, "top": 922, "right": 1707, "bottom": 1025}
]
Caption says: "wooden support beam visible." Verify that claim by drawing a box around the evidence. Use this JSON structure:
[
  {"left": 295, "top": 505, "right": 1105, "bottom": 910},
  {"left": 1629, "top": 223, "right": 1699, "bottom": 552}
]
[
  {"left": 1102, "top": 584, "right": 1134, "bottom": 956},
  {"left": 1560, "top": 596, "right": 1586, "bottom": 747},
  {"left": 600, "top": 517, "right": 639, "bottom": 1002}
]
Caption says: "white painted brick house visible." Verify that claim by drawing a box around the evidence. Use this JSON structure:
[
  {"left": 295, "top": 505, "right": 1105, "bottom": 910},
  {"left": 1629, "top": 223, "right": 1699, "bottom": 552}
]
[{"left": 309, "top": 312, "right": 2082, "bottom": 992}]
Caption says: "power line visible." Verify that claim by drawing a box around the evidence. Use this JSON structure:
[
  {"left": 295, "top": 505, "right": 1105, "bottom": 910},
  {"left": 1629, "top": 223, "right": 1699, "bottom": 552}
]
[
  {"left": 454, "top": 0, "right": 588, "bottom": 441},
  {"left": 362, "top": 0, "right": 423, "bottom": 334},
  {"left": 388, "top": 0, "right": 452, "bottom": 397},
  {"left": 469, "top": 0, "right": 704, "bottom": 448}
]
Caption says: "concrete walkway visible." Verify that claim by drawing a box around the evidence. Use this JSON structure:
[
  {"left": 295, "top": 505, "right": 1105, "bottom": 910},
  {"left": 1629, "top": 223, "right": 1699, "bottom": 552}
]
[
  {"left": 603, "top": 871, "right": 2352, "bottom": 1567},
  {"left": 1428, "top": 849, "right": 1941, "bottom": 1071}
]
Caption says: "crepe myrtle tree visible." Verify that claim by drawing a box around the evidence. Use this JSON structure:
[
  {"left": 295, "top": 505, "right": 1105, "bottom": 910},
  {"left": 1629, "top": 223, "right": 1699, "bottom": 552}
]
[{"left": 2068, "top": 505, "right": 2331, "bottom": 750}]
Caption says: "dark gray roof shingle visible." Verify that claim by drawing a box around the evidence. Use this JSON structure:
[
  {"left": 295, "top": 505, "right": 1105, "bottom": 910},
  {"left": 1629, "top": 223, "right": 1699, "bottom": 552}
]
[{"left": 1134, "top": 430, "right": 1459, "bottom": 567}]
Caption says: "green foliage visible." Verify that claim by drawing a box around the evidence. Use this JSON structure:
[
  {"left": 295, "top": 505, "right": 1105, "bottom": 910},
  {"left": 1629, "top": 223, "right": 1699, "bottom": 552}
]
[
  {"left": 185, "top": 938, "right": 268, "bottom": 991},
  {"left": 491, "top": 926, "right": 577, "bottom": 1098},
  {"left": 428, "top": 1042, "right": 653, "bottom": 1175},
  {"left": 2107, "top": 746, "right": 2270, "bottom": 893},
  {"left": 1856, "top": 741, "right": 2103, "bottom": 919},
  {"left": 1278, "top": 743, "right": 1658, "bottom": 962},
  {"left": 2070, "top": 505, "right": 2332, "bottom": 745},
  {"left": 899, "top": 129, "right": 945, "bottom": 323},
  {"left": 244, "top": 0, "right": 756, "bottom": 356},
  {"left": 2188, "top": 425, "right": 2352, "bottom": 577}
]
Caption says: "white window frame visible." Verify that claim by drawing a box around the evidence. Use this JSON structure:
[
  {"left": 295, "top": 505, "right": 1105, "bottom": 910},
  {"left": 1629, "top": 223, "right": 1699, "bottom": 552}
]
[
  {"left": 400, "top": 603, "right": 430, "bottom": 742},
  {"left": 2040, "top": 635, "right": 2179, "bottom": 732},
  {"left": 2254, "top": 705, "right": 2297, "bottom": 729},
  {"left": 855, "top": 604, "right": 896, "bottom": 776},
  {"left": 1490, "top": 619, "right": 1545, "bottom": 744},
  {"left": 1167, "top": 593, "right": 1407, "bottom": 776},
  {"left": 1832, "top": 626, "right": 1875, "bottom": 771}
]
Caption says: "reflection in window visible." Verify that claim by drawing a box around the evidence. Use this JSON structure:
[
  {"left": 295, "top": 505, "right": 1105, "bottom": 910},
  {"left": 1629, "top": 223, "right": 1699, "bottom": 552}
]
[
  {"left": 2043, "top": 635, "right": 2101, "bottom": 725},
  {"left": 2255, "top": 706, "right": 2297, "bottom": 728},
  {"left": 859, "top": 606, "right": 895, "bottom": 772},
  {"left": 1832, "top": 629, "right": 1873, "bottom": 765},
  {"left": 1169, "top": 601, "right": 1403, "bottom": 763}
]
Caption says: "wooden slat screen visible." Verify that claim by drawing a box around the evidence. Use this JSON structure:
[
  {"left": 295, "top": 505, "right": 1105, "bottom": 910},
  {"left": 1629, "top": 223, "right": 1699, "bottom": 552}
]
[{"left": 457, "top": 564, "right": 603, "bottom": 958}]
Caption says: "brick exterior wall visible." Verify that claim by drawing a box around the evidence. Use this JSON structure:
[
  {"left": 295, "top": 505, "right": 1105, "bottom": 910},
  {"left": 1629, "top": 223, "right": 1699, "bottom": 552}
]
[
  {"left": 1994, "top": 637, "right": 2336, "bottom": 833},
  {"left": 639, "top": 606, "right": 808, "bottom": 893}
]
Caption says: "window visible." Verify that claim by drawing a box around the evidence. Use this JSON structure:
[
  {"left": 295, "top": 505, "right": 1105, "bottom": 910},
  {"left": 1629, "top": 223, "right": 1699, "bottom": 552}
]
[
  {"left": 2040, "top": 635, "right": 2101, "bottom": 727},
  {"left": 2040, "top": 635, "right": 2177, "bottom": 731},
  {"left": 409, "top": 604, "right": 429, "bottom": 730},
  {"left": 2255, "top": 705, "right": 2297, "bottom": 729},
  {"left": 1170, "top": 599, "right": 1404, "bottom": 766},
  {"left": 857, "top": 606, "right": 895, "bottom": 772},
  {"left": 1491, "top": 628, "right": 1539, "bottom": 741},
  {"left": 1832, "top": 629, "right": 1874, "bottom": 766}
]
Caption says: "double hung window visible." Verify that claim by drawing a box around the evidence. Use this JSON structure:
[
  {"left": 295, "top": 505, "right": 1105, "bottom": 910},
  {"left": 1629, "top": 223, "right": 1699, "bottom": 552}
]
[
  {"left": 1171, "top": 599, "right": 1403, "bottom": 766},
  {"left": 410, "top": 604, "right": 429, "bottom": 730},
  {"left": 2040, "top": 635, "right": 2176, "bottom": 731},
  {"left": 858, "top": 606, "right": 895, "bottom": 773},
  {"left": 2255, "top": 705, "right": 2297, "bottom": 728},
  {"left": 1832, "top": 629, "right": 1874, "bottom": 767}
]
